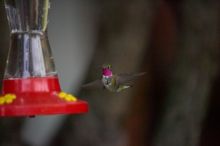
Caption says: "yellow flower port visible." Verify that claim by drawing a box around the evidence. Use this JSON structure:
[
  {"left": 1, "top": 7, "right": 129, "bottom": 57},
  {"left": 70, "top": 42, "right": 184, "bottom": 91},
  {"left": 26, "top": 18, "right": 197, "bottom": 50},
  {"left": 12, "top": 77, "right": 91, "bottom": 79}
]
[
  {"left": 58, "top": 92, "right": 77, "bottom": 102},
  {"left": 0, "top": 94, "right": 16, "bottom": 105}
]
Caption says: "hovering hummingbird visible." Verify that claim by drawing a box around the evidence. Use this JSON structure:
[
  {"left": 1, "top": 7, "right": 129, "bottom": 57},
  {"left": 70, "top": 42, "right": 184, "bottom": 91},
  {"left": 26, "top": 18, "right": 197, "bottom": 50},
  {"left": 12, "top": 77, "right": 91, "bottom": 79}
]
[{"left": 82, "top": 64, "right": 146, "bottom": 92}]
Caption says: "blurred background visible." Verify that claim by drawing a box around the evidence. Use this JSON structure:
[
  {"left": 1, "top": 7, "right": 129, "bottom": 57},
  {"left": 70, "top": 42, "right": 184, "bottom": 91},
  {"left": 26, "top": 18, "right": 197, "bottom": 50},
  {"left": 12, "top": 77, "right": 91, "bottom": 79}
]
[{"left": 0, "top": 0, "right": 220, "bottom": 146}]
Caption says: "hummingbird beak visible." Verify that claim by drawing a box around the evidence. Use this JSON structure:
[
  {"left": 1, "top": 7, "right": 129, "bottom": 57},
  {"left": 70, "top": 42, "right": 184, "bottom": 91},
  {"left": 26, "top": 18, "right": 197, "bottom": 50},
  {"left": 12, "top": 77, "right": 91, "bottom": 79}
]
[{"left": 97, "top": 65, "right": 103, "bottom": 70}]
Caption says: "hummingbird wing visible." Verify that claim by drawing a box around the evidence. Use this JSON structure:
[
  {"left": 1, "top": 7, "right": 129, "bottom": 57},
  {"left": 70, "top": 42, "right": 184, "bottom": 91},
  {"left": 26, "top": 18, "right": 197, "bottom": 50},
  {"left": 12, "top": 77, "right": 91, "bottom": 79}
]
[
  {"left": 116, "top": 72, "right": 146, "bottom": 85},
  {"left": 81, "top": 79, "right": 104, "bottom": 89}
]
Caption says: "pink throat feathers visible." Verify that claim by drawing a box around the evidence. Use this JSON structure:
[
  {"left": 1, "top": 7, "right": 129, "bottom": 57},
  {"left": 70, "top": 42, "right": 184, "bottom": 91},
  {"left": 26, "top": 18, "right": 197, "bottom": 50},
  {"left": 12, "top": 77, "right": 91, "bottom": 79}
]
[{"left": 102, "top": 68, "right": 112, "bottom": 77}]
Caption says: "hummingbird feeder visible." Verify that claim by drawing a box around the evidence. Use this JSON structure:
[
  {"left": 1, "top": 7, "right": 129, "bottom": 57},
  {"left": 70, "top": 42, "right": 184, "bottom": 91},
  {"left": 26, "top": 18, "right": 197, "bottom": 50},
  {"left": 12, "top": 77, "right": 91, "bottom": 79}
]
[{"left": 0, "top": 0, "right": 88, "bottom": 117}]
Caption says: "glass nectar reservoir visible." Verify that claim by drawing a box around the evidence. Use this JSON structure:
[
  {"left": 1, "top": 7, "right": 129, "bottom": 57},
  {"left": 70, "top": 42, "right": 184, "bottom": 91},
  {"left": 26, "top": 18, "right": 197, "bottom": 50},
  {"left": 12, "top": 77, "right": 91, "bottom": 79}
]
[{"left": 0, "top": 0, "right": 88, "bottom": 117}]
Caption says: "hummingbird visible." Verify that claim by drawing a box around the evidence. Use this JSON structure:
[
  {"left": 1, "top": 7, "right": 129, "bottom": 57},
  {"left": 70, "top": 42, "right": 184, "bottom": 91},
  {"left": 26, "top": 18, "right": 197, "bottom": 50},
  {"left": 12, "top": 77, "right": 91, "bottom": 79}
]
[{"left": 82, "top": 64, "right": 146, "bottom": 92}]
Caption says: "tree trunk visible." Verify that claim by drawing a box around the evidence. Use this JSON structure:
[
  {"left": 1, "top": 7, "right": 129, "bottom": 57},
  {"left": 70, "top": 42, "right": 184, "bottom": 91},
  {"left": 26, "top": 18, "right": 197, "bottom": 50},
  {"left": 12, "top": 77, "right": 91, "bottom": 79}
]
[{"left": 153, "top": 1, "right": 220, "bottom": 146}]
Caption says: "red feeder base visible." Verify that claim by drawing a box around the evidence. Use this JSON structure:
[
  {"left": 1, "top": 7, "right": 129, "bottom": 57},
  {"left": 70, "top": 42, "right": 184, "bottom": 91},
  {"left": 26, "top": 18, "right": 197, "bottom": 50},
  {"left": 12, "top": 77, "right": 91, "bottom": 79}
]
[{"left": 0, "top": 76, "right": 88, "bottom": 117}]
